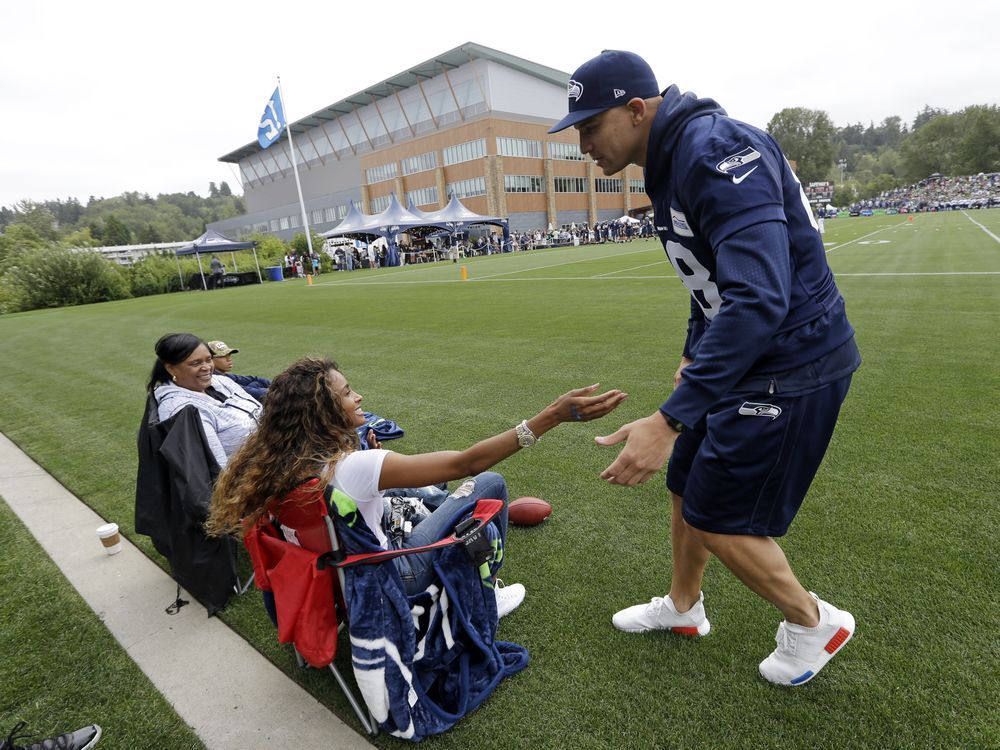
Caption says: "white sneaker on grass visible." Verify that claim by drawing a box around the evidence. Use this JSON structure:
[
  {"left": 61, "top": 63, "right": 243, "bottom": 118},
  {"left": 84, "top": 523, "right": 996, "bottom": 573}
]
[
  {"left": 612, "top": 591, "right": 711, "bottom": 636},
  {"left": 758, "top": 593, "right": 855, "bottom": 686},
  {"left": 495, "top": 580, "right": 525, "bottom": 619}
]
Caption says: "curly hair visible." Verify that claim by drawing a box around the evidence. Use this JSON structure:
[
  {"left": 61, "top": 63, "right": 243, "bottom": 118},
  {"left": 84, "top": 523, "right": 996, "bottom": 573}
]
[{"left": 206, "top": 357, "right": 360, "bottom": 537}]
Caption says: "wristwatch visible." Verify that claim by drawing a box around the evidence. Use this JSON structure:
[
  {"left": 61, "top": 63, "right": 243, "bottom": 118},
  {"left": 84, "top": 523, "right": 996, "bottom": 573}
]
[
  {"left": 662, "top": 413, "right": 685, "bottom": 434},
  {"left": 515, "top": 420, "right": 538, "bottom": 447}
]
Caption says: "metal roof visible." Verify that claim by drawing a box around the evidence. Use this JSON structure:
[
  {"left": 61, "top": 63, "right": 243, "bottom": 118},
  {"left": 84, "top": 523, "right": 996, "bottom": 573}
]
[{"left": 219, "top": 42, "right": 569, "bottom": 164}]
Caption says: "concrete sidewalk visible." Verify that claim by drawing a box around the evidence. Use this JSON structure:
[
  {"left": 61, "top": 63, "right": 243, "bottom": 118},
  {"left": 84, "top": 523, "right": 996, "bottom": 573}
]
[{"left": 0, "top": 431, "right": 373, "bottom": 750}]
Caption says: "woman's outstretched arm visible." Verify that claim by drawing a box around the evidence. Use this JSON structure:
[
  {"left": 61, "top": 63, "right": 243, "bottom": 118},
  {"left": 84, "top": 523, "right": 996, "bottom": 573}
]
[{"left": 377, "top": 384, "right": 627, "bottom": 490}]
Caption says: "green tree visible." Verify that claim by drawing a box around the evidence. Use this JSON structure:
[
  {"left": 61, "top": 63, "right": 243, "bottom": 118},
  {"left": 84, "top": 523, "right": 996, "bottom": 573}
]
[
  {"left": 952, "top": 105, "right": 1000, "bottom": 175},
  {"left": 912, "top": 105, "right": 947, "bottom": 131},
  {"left": 219, "top": 181, "right": 233, "bottom": 197},
  {"left": 0, "top": 224, "right": 48, "bottom": 264},
  {"left": 11, "top": 201, "right": 59, "bottom": 241},
  {"left": 2, "top": 247, "right": 131, "bottom": 311},
  {"left": 137, "top": 224, "right": 162, "bottom": 244},
  {"left": 766, "top": 107, "right": 836, "bottom": 183},
  {"left": 103, "top": 215, "right": 132, "bottom": 246},
  {"left": 900, "top": 115, "right": 959, "bottom": 181}
]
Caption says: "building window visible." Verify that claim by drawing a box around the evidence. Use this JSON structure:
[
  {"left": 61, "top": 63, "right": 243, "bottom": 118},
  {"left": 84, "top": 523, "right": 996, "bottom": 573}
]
[
  {"left": 365, "top": 162, "right": 398, "bottom": 184},
  {"left": 554, "top": 177, "right": 587, "bottom": 193},
  {"left": 279, "top": 216, "right": 290, "bottom": 230},
  {"left": 324, "top": 207, "right": 337, "bottom": 223},
  {"left": 497, "top": 137, "right": 542, "bottom": 158},
  {"left": 253, "top": 222, "right": 268, "bottom": 234},
  {"left": 595, "top": 178, "right": 624, "bottom": 193},
  {"left": 401, "top": 151, "right": 438, "bottom": 175},
  {"left": 311, "top": 209, "right": 324, "bottom": 224},
  {"left": 446, "top": 177, "right": 486, "bottom": 199},
  {"left": 406, "top": 186, "right": 439, "bottom": 207},
  {"left": 370, "top": 194, "right": 391, "bottom": 213},
  {"left": 442, "top": 138, "right": 486, "bottom": 166},
  {"left": 629, "top": 179, "right": 646, "bottom": 193},
  {"left": 504, "top": 175, "right": 544, "bottom": 193},
  {"left": 269, "top": 219, "right": 280, "bottom": 232},
  {"left": 548, "top": 142, "right": 585, "bottom": 160},
  {"left": 290, "top": 214, "right": 301, "bottom": 228}
]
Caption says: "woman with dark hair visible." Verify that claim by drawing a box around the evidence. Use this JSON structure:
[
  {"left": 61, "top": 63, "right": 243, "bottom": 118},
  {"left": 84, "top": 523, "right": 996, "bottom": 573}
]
[
  {"left": 149, "top": 333, "right": 262, "bottom": 468},
  {"left": 207, "top": 357, "right": 626, "bottom": 614}
]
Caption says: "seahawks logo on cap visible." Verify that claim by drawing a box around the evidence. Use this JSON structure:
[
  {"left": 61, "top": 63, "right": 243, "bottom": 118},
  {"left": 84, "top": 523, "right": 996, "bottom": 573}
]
[
  {"left": 567, "top": 79, "right": 583, "bottom": 101},
  {"left": 716, "top": 147, "right": 762, "bottom": 174}
]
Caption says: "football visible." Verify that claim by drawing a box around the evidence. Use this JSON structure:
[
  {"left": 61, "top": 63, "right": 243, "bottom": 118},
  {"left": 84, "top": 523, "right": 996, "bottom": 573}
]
[{"left": 508, "top": 496, "right": 552, "bottom": 527}]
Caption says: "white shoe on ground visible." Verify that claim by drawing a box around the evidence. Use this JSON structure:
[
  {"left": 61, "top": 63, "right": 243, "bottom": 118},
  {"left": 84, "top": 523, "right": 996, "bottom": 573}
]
[
  {"left": 495, "top": 580, "right": 525, "bottom": 619},
  {"left": 758, "top": 593, "right": 855, "bottom": 686},
  {"left": 612, "top": 591, "right": 711, "bottom": 636}
]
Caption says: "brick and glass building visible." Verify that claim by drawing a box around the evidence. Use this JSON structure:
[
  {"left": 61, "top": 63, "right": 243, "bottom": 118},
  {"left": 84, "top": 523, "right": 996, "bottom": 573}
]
[{"left": 208, "top": 42, "right": 647, "bottom": 240}]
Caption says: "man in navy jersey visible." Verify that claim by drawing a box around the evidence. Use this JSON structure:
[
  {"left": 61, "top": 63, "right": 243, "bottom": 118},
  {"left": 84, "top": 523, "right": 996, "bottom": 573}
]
[{"left": 550, "top": 51, "right": 861, "bottom": 686}]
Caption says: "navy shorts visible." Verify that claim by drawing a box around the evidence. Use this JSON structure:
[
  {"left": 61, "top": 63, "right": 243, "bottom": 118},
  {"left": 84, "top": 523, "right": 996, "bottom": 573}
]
[{"left": 667, "top": 374, "right": 852, "bottom": 537}]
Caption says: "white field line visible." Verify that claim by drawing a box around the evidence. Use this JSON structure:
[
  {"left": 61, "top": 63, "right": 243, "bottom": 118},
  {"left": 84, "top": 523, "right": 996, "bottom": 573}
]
[
  {"left": 470, "top": 246, "right": 652, "bottom": 280},
  {"left": 303, "top": 270, "right": 1000, "bottom": 288},
  {"left": 961, "top": 211, "right": 1000, "bottom": 244},
  {"left": 825, "top": 222, "right": 908, "bottom": 254},
  {"left": 592, "top": 259, "right": 669, "bottom": 277}
]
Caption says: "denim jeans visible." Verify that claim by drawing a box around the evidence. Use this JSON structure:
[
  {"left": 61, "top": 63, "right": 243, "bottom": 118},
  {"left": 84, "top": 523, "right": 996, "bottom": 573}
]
[{"left": 393, "top": 472, "right": 509, "bottom": 596}]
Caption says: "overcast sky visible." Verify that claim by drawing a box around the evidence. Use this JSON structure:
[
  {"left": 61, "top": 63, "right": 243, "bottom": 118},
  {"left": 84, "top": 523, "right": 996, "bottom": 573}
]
[{"left": 2, "top": 0, "right": 997, "bottom": 210}]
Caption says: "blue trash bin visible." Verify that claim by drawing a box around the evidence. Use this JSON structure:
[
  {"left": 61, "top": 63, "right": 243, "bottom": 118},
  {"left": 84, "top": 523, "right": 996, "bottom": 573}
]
[{"left": 265, "top": 266, "right": 284, "bottom": 282}]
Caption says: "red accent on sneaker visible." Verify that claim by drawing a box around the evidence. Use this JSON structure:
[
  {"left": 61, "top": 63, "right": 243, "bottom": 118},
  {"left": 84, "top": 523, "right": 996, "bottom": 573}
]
[
  {"left": 825, "top": 627, "right": 851, "bottom": 654},
  {"left": 671, "top": 626, "right": 700, "bottom": 636}
]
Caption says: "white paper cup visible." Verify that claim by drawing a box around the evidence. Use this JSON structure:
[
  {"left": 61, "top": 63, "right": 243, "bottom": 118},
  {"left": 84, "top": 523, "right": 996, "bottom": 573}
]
[{"left": 96, "top": 522, "right": 122, "bottom": 555}]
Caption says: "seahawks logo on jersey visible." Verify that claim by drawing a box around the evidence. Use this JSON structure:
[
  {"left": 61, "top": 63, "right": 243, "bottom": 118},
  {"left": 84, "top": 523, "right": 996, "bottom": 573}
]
[{"left": 716, "top": 147, "right": 762, "bottom": 174}]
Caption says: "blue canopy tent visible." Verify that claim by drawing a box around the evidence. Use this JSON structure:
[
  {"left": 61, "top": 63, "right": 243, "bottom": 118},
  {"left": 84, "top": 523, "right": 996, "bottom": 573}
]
[{"left": 175, "top": 230, "right": 262, "bottom": 290}]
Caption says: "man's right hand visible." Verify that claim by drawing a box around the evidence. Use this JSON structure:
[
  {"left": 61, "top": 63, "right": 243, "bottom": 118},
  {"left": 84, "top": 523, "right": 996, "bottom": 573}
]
[
  {"left": 674, "top": 356, "right": 694, "bottom": 389},
  {"left": 595, "top": 411, "right": 679, "bottom": 486}
]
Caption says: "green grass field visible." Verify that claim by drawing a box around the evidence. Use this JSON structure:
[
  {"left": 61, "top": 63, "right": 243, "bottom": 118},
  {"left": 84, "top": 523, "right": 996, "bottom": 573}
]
[{"left": 1, "top": 211, "right": 998, "bottom": 748}]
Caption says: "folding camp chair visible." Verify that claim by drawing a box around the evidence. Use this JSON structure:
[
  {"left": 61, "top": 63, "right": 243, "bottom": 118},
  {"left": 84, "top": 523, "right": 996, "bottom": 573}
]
[
  {"left": 243, "top": 479, "right": 520, "bottom": 739},
  {"left": 244, "top": 479, "right": 378, "bottom": 735}
]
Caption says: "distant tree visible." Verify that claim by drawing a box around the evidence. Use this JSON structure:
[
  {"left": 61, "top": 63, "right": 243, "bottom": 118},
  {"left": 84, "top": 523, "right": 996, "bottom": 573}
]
[
  {"left": 2, "top": 247, "right": 131, "bottom": 312},
  {"left": 290, "top": 231, "right": 326, "bottom": 257},
  {"left": 11, "top": 201, "right": 59, "bottom": 241},
  {"left": 912, "top": 105, "right": 948, "bottom": 131},
  {"left": 88, "top": 221, "right": 104, "bottom": 242},
  {"left": 0, "top": 223, "right": 48, "bottom": 264},
  {"left": 219, "top": 181, "right": 233, "bottom": 197},
  {"left": 209, "top": 182, "right": 220, "bottom": 198},
  {"left": 952, "top": 105, "right": 1000, "bottom": 175},
  {"left": 62, "top": 227, "right": 98, "bottom": 249},
  {"left": 137, "top": 224, "right": 162, "bottom": 244},
  {"left": 900, "top": 114, "right": 959, "bottom": 181},
  {"left": 766, "top": 107, "right": 836, "bottom": 183},
  {"left": 103, "top": 215, "right": 132, "bottom": 246}
]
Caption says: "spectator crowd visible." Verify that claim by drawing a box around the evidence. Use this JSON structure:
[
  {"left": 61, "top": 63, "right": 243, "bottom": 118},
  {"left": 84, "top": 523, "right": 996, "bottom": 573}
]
[{"left": 855, "top": 172, "right": 1000, "bottom": 213}]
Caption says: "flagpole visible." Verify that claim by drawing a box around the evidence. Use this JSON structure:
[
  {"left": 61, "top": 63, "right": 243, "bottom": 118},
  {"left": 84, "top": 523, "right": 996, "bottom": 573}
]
[{"left": 277, "top": 76, "right": 315, "bottom": 257}]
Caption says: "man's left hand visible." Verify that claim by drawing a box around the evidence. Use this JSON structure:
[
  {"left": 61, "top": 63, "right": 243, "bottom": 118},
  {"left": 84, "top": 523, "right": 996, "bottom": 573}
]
[{"left": 595, "top": 412, "right": 679, "bottom": 486}]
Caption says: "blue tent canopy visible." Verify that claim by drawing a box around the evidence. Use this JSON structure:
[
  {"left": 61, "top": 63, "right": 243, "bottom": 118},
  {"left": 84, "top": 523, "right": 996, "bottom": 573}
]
[{"left": 174, "top": 230, "right": 261, "bottom": 290}]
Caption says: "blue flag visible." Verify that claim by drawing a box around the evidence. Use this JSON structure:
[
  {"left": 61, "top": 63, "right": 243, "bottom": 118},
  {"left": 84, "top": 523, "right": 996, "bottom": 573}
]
[{"left": 257, "top": 87, "right": 285, "bottom": 149}]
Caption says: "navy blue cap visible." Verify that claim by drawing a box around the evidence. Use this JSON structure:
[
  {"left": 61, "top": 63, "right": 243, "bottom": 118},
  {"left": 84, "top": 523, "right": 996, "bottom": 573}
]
[{"left": 548, "top": 50, "right": 659, "bottom": 133}]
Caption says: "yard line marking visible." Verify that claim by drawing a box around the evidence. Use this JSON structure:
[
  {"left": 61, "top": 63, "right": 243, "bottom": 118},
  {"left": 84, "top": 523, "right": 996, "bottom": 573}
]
[
  {"left": 592, "top": 260, "right": 669, "bottom": 277},
  {"left": 306, "top": 270, "right": 1000, "bottom": 289},
  {"left": 825, "top": 222, "right": 908, "bottom": 254},
  {"left": 961, "top": 211, "right": 1000, "bottom": 245},
  {"left": 471, "top": 246, "right": 652, "bottom": 280}
]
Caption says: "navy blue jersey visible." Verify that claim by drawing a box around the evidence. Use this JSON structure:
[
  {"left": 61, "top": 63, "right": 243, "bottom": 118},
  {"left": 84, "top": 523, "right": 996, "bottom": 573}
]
[{"left": 645, "top": 86, "right": 856, "bottom": 428}]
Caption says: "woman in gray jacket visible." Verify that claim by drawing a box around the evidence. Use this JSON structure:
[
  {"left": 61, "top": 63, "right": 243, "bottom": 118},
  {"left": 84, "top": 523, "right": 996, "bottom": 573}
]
[{"left": 148, "top": 333, "right": 262, "bottom": 468}]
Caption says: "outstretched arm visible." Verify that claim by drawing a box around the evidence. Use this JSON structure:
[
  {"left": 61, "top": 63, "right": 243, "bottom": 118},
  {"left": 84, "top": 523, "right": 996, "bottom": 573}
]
[{"left": 377, "top": 384, "right": 627, "bottom": 490}]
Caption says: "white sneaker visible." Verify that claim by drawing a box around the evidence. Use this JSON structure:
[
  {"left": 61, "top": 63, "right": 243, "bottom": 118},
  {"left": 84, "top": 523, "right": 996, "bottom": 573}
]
[
  {"left": 758, "top": 593, "right": 855, "bottom": 686},
  {"left": 495, "top": 580, "right": 525, "bottom": 619},
  {"left": 612, "top": 592, "right": 711, "bottom": 636}
]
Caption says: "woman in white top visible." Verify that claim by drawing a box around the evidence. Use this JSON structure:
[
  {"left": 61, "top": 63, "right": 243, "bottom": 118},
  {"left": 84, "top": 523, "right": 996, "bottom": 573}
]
[{"left": 208, "top": 357, "right": 626, "bottom": 613}]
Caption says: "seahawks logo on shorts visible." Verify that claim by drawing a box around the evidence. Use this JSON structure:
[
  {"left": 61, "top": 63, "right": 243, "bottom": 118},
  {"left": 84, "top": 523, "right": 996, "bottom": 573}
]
[{"left": 738, "top": 402, "right": 782, "bottom": 419}]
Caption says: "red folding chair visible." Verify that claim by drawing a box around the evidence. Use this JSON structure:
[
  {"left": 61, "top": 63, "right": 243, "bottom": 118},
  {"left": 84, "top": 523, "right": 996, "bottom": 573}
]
[{"left": 243, "top": 479, "right": 377, "bottom": 735}]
